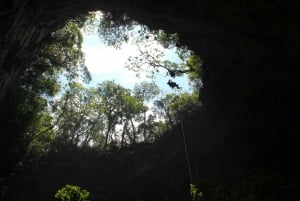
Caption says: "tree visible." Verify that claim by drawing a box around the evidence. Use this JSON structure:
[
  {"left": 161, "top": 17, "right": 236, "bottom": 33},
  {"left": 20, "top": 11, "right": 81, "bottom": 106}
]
[
  {"left": 23, "top": 19, "right": 92, "bottom": 150},
  {"left": 139, "top": 114, "right": 167, "bottom": 143},
  {"left": 95, "top": 10, "right": 203, "bottom": 91},
  {"left": 25, "top": 111, "right": 55, "bottom": 170},
  {"left": 50, "top": 80, "right": 162, "bottom": 151},
  {"left": 96, "top": 80, "right": 150, "bottom": 147},
  {"left": 168, "top": 92, "right": 201, "bottom": 121},
  {"left": 133, "top": 81, "right": 160, "bottom": 140},
  {"left": 52, "top": 82, "right": 105, "bottom": 150},
  {"left": 153, "top": 92, "right": 201, "bottom": 129},
  {"left": 124, "top": 32, "right": 203, "bottom": 91},
  {"left": 95, "top": 81, "right": 129, "bottom": 148},
  {"left": 38, "top": 21, "right": 91, "bottom": 83},
  {"left": 185, "top": 52, "right": 203, "bottom": 98},
  {"left": 153, "top": 94, "right": 177, "bottom": 128},
  {"left": 119, "top": 92, "right": 146, "bottom": 146},
  {"left": 0, "top": 17, "right": 93, "bottom": 198},
  {"left": 133, "top": 81, "right": 160, "bottom": 101},
  {"left": 96, "top": 10, "right": 180, "bottom": 50},
  {"left": 97, "top": 10, "right": 136, "bottom": 48}
]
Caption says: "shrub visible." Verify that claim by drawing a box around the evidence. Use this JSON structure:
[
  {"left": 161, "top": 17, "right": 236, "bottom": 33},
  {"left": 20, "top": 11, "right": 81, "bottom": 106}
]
[{"left": 54, "top": 184, "right": 90, "bottom": 201}]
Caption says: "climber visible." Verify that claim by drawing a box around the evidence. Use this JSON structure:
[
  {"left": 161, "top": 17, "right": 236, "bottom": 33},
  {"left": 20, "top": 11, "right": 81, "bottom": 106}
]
[{"left": 167, "top": 80, "right": 180, "bottom": 89}]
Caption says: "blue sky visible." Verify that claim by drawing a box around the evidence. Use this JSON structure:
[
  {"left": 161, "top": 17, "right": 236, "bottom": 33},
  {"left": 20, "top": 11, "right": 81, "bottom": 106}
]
[{"left": 81, "top": 33, "right": 192, "bottom": 94}]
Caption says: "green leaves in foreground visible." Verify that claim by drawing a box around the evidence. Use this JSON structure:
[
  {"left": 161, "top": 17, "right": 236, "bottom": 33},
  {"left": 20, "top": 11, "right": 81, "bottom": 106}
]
[
  {"left": 55, "top": 184, "right": 90, "bottom": 201},
  {"left": 190, "top": 184, "right": 203, "bottom": 201}
]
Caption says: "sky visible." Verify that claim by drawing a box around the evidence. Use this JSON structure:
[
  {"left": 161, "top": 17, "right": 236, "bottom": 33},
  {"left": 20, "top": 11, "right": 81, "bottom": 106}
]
[{"left": 81, "top": 33, "right": 192, "bottom": 95}]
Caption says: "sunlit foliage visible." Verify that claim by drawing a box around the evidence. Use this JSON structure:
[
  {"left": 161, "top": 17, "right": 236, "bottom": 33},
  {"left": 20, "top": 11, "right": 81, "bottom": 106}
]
[
  {"left": 55, "top": 184, "right": 90, "bottom": 201},
  {"left": 97, "top": 10, "right": 136, "bottom": 48},
  {"left": 153, "top": 92, "right": 201, "bottom": 128},
  {"left": 50, "top": 80, "right": 165, "bottom": 150}
]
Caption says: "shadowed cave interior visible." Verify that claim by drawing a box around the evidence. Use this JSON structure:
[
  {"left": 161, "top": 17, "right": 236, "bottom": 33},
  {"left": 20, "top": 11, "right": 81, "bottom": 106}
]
[{"left": 0, "top": 0, "right": 299, "bottom": 201}]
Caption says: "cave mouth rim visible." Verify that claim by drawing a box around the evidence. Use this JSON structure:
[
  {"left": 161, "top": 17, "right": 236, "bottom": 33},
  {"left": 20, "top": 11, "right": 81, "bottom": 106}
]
[{"left": 62, "top": 9, "right": 203, "bottom": 95}]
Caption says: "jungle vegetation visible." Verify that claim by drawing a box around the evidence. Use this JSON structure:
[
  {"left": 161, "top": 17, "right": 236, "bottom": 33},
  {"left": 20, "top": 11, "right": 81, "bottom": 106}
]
[
  {"left": 1, "top": 4, "right": 297, "bottom": 201},
  {"left": 1, "top": 10, "right": 203, "bottom": 200}
]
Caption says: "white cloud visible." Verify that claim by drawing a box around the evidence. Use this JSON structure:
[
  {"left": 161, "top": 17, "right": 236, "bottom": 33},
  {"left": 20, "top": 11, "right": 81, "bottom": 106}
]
[
  {"left": 83, "top": 41, "right": 135, "bottom": 74},
  {"left": 81, "top": 33, "right": 190, "bottom": 93},
  {"left": 82, "top": 35, "right": 153, "bottom": 88}
]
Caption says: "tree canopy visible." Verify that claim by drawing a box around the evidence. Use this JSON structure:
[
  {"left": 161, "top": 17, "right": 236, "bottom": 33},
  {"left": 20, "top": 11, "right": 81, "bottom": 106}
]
[
  {"left": 19, "top": 10, "right": 203, "bottom": 156},
  {"left": 1, "top": 11, "right": 203, "bottom": 198}
]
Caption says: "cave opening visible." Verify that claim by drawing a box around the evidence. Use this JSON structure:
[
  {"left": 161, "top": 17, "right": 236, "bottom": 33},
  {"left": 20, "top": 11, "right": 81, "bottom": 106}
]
[
  {"left": 1, "top": 4, "right": 205, "bottom": 201},
  {"left": 37, "top": 9, "right": 204, "bottom": 149}
]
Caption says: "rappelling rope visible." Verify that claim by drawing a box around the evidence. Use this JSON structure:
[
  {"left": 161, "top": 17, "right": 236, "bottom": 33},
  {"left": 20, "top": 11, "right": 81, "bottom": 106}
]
[{"left": 180, "top": 118, "right": 193, "bottom": 184}]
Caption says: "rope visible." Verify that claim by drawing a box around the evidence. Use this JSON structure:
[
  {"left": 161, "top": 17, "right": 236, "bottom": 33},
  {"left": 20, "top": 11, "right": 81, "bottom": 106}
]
[{"left": 180, "top": 118, "right": 193, "bottom": 184}]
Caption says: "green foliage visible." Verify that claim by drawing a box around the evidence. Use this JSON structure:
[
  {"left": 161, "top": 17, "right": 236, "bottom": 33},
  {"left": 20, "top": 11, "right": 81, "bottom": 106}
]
[
  {"left": 98, "top": 10, "right": 136, "bottom": 48},
  {"left": 185, "top": 53, "right": 203, "bottom": 94},
  {"left": 96, "top": 10, "right": 181, "bottom": 50},
  {"left": 139, "top": 114, "right": 167, "bottom": 142},
  {"left": 189, "top": 177, "right": 225, "bottom": 201},
  {"left": 125, "top": 35, "right": 196, "bottom": 85},
  {"left": 95, "top": 80, "right": 160, "bottom": 146},
  {"left": 72, "top": 13, "right": 97, "bottom": 29},
  {"left": 19, "top": 12, "right": 203, "bottom": 155},
  {"left": 51, "top": 80, "right": 165, "bottom": 150},
  {"left": 133, "top": 81, "right": 160, "bottom": 102},
  {"left": 154, "top": 31, "right": 180, "bottom": 49},
  {"left": 14, "top": 18, "right": 93, "bottom": 157},
  {"left": 95, "top": 10, "right": 203, "bottom": 91},
  {"left": 44, "top": 21, "right": 91, "bottom": 83},
  {"left": 153, "top": 92, "right": 201, "bottom": 128},
  {"left": 190, "top": 184, "right": 203, "bottom": 201},
  {"left": 52, "top": 82, "right": 105, "bottom": 149},
  {"left": 169, "top": 92, "right": 201, "bottom": 119},
  {"left": 186, "top": 53, "right": 202, "bottom": 79},
  {"left": 19, "top": 19, "right": 91, "bottom": 109},
  {"left": 55, "top": 184, "right": 90, "bottom": 201},
  {"left": 21, "top": 19, "right": 92, "bottom": 142},
  {"left": 26, "top": 112, "right": 55, "bottom": 155}
]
